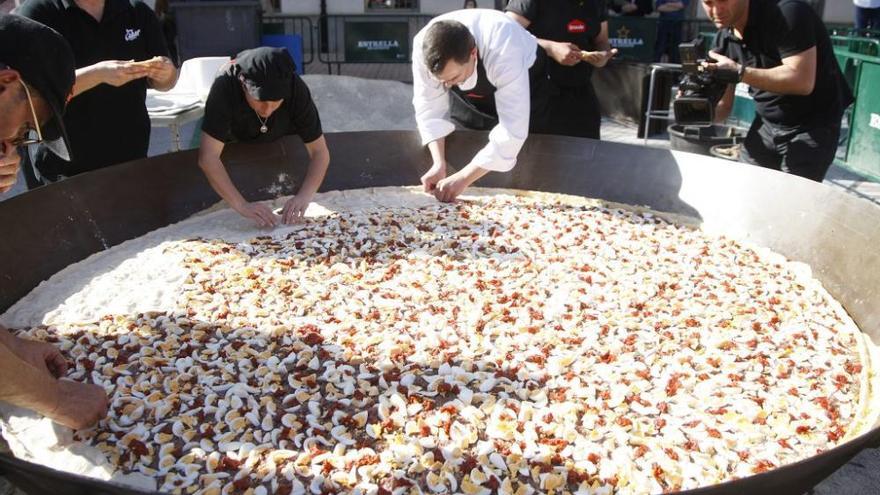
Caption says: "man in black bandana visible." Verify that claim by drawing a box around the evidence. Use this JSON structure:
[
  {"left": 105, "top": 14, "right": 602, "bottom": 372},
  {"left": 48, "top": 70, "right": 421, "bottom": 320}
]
[{"left": 198, "top": 47, "right": 330, "bottom": 228}]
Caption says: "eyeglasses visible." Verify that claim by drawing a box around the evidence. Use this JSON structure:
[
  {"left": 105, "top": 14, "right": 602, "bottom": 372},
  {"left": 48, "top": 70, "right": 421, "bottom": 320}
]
[{"left": 11, "top": 79, "right": 43, "bottom": 147}]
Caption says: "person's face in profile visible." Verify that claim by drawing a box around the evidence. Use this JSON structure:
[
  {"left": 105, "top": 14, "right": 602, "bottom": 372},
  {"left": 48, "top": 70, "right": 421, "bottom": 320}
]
[
  {"left": 701, "top": 0, "right": 747, "bottom": 29},
  {"left": 436, "top": 48, "right": 478, "bottom": 89},
  {"left": 241, "top": 81, "right": 284, "bottom": 118}
]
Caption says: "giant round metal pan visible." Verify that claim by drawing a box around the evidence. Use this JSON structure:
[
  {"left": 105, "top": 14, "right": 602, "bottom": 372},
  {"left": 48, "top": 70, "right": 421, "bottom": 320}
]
[{"left": 0, "top": 131, "right": 878, "bottom": 494}]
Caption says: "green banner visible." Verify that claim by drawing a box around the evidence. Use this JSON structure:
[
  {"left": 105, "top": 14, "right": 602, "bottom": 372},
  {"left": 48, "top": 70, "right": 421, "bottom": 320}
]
[
  {"left": 344, "top": 21, "right": 410, "bottom": 63},
  {"left": 607, "top": 17, "right": 657, "bottom": 63}
]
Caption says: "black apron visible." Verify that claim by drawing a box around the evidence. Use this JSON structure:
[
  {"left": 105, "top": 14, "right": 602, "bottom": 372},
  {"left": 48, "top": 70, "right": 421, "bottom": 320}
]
[
  {"left": 449, "top": 57, "right": 499, "bottom": 131},
  {"left": 523, "top": 4, "right": 604, "bottom": 139}
]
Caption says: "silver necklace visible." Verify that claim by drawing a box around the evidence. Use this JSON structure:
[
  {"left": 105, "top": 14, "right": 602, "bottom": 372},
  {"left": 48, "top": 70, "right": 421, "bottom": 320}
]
[{"left": 254, "top": 109, "right": 269, "bottom": 133}]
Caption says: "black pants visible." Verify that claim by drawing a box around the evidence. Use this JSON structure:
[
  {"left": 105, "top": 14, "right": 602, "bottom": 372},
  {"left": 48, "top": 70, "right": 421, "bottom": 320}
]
[
  {"left": 742, "top": 115, "right": 841, "bottom": 182},
  {"left": 654, "top": 20, "right": 683, "bottom": 63},
  {"left": 530, "top": 78, "right": 601, "bottom": 139}
]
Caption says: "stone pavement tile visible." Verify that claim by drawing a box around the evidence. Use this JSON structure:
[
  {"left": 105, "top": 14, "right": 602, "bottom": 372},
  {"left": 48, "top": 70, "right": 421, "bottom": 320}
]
[{"left": 807, "top": 448, "right": 880, "bottom": 495}]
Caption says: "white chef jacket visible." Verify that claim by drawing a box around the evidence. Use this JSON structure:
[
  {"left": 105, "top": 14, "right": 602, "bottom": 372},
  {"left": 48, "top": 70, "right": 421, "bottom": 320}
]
[{"left": 411, "top": 9, "right": 537, "bottom": 173}]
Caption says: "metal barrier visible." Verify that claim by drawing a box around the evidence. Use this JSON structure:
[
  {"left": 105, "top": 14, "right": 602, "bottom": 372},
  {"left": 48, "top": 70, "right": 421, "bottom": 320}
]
[
  {"left": 315, "top": 14, "right": 433, "bottom": 74},
  {"left": 257, "top": 15, "right": 721, "bottom": 72},
  {"left": 261, "top": 15, "right": 316, "bottom": 73},
  {"left": 261, "top": 14, "right": 431, "bottom": 74},
  {"left": 829, "top": 27, "right": 880, "bottom": 39},
  {"left": 831, "top": 35, "right": 880, "bottom": 58},
  {"left": 831, "top": 36, "right": 880, "bottom": 181}
]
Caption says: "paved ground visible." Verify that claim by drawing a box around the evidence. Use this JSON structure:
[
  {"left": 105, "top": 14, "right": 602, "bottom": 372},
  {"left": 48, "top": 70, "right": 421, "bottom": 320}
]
[{"left": 303, "top": 59, "right": 413, "bottom": 83}]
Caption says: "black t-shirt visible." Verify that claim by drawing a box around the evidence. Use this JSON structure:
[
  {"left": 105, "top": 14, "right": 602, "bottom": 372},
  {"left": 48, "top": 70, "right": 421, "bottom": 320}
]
[
  {"left": 18, "top": 0, "right": 170, "bottom": 179},
  {"left": 202, "top": 64, "right": 323, "bottom": 145},
  {"left": 506, "top": 0, "right": 608, "bottom": 87},
  {"left": 713, "top": 0, "right": 853, "bottom": 128}
]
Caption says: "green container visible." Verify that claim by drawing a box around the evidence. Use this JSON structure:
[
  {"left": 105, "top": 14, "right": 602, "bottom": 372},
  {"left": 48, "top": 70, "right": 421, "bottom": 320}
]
[
  {"left": 844, "top": 60, "right": 880, "bottom": 181},
  {"left": 729, "top": 83, "right": 755, "bottom": 127}
]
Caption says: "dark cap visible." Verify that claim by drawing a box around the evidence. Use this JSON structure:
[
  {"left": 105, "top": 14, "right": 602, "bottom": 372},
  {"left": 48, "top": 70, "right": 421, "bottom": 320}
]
[
  {"left": 0, "top": 14, "right": 75, "bottom": 161},
  {"left": 234, "top": 47, "right": 295, "bottom": 101}
]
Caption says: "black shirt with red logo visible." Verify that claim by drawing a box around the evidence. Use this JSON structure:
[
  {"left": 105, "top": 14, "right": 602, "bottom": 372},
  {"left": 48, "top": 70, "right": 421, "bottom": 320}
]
[{"left": 506, "top": 0, "right": 608, "bottom": 87}]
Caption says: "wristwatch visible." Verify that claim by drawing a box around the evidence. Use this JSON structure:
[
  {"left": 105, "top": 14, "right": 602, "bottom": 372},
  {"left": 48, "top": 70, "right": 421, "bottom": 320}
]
[{"left": 737, "top": 63, "right": 747, "bottom": 82}]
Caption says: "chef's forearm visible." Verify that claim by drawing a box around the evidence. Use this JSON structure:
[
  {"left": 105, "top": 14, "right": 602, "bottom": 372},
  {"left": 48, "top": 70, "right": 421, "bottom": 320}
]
[
  {"left": 428, "top": 138, "right": 447, "bottom": 166},
  {"left": 298, "top": 137, "right": 330, "bottom": 197},
  {"left": 198, "top": 155, "right": 248, "bottom": 210},
  {"left": 0, "top": 339, "right": 58, "bottom": 413},
  {"left": 459, "top": 162, "right": 490, "bottom": 186}
]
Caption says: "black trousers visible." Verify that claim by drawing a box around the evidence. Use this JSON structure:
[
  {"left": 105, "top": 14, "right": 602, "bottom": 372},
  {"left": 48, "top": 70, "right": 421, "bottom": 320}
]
[
  {"left": 654, "top": 20, "right": 683, "bottom": 63},
  {"left": 530, "top": 78, "right": 601, "bottom": 140},
  {"left": 742, "top": 115, "right": 842, "bottom": 182}
]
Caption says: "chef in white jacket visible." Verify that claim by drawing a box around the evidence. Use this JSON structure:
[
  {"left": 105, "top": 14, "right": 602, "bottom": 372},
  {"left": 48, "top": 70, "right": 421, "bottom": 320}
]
[{"left": 412, "top": 9, "right": 537, "bottom": 202}]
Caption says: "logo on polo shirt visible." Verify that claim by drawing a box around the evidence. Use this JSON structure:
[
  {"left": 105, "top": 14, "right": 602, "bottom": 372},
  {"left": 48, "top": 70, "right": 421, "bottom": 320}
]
[
  {"left": 567, "top": 19, "right": 586, "bottom": 34},
  {"left": 125, "top": 29, "right": 141, "bottom": 42}
]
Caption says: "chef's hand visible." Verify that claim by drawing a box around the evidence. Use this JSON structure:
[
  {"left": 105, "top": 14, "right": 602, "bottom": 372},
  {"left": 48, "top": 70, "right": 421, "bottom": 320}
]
[
  {"left": 94, "top": 60, "right": 150, "bottom": 87},
  {"left": 421, "top": 162, "right": 447, "bottom": 193},
  {"left": 282, "top": 193, "right": 313, "bottom": 225},
  {"left": 145, "top": 57, "right": 177, "bottom": 87},
  {"left": 0, "top": 143, "right": 20, "bottom": 194},
  {"left": 548, "top": 41, "right": 584, "bottom": 66},
  {"left": 235, "top": 201, "right": 278, "bottom": 228},
  {"left": 704, "top": 51, "right": 740, "bottom": 73},
  {"left": 7, "top": 336, "right": 68, "bottom": 378},
  {"left": 45, "top": 380, "right": 109, "bottom": 430},
  {"left": 581, "top": 49, "right": 618, "bottom": 68},
  {"left": 434, "top": 169, "right": 471, "bottom": 203}
]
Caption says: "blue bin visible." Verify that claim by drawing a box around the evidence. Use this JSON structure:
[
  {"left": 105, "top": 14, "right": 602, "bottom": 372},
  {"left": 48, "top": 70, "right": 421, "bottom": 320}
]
[{"left": 261, "top": 34, "right": 305, "bottom": 75}]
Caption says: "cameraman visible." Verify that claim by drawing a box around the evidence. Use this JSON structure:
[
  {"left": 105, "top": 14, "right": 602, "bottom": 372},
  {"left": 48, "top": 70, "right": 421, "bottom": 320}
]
[{"left": 701, "top": 0, "right": 852, "bottom": 182}]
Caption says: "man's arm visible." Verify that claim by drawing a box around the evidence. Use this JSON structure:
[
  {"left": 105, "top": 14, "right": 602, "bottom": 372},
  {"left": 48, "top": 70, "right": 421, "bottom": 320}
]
[
  {"left": 506, "top": 11, "right": 582, "bottom": 66},
  {"left": 140, "top": 1, "right": 178, "bottom": 91},
  {"left": 412, "top": 38, "right": 456, "bottom": 193},
  {"left": 707, "top": 48, "right": 816, "bottom": 96},
  {"left": 281, "top": 135, "right": 330, "bottom": 224},
  {"left": 197, "top": 132, "right": 277, "bottom": 228},
  {"left": 657, "top": 1, "right": 685, "bottom": 13},
  {"left": 421, "top": 138, "right": 448, "bottom": 194},
  {"left": 713, "top": 84, "right": 736, "bottom": 123},
  {"left": 72, "top": 61, "right": 151, "bottom": 96},
  {"left": 146, "top": 56, "right": 178, "bottom": 92},
  {"left": 0, "top": 328, "right": 107, "bottom": 429},
  {"left": 582, "top": 22, "right": 617, "bottom": 67},
  {"left": 0, "top": 339, "right": 62, "bottom": 417}
]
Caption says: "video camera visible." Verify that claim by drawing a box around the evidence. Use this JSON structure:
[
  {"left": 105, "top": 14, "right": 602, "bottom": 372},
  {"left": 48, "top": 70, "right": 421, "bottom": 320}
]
[{"left": 673, "top": 38, "right": 740, "bottom": 127}]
